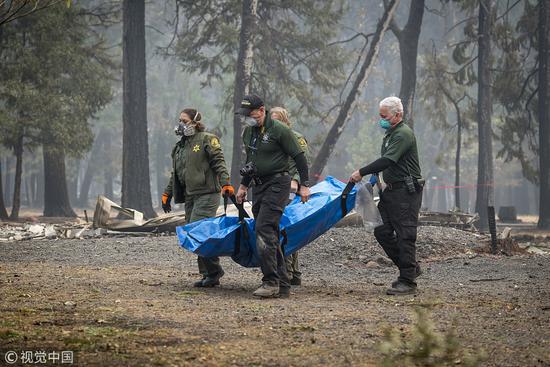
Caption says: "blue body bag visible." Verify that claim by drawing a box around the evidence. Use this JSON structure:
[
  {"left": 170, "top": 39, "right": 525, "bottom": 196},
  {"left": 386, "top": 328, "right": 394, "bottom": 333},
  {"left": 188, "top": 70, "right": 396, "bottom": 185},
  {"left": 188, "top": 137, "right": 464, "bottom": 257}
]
[{"left": 176, "top": 176, "right": 357, "bottom": 267}]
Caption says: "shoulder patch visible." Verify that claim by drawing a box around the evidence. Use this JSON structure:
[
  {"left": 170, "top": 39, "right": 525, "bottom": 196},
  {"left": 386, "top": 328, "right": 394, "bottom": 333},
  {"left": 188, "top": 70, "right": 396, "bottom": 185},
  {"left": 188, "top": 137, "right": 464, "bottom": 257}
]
[
  {"left": 298, "top": 137, "right": 307, "bottom": 148},
  {"left": 211, "top": 137, "right": 221, "bottom": 149}
]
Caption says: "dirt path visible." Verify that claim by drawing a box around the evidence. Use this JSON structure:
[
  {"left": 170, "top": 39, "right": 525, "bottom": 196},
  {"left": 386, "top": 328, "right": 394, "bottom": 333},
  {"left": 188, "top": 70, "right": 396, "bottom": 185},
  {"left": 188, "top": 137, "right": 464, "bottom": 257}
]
[{"left": 1, "top": 227, "right": 549, "bottom": 366}]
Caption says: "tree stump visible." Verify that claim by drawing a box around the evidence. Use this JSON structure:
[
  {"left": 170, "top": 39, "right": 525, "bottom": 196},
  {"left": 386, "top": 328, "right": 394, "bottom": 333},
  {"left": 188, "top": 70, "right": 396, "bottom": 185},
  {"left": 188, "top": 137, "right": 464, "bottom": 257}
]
[{"left": 498, "top": 206, "right": 517, "bottom": 222}]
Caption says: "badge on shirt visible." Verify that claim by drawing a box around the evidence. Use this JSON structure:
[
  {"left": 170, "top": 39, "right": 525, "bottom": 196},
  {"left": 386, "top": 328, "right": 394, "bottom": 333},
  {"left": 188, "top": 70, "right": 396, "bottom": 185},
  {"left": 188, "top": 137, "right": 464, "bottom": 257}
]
[
  {"left": 298, "top": 137, "right": 307, "bottom": 148},
  {"left": 261, "top": 133, "right": 270, "bottom": 143},
  {"left": 211, "top": 137, "right": 221, "bottom": 149},
  {"left": 193, "top": 144, "right": 201, "bottom": 152}
]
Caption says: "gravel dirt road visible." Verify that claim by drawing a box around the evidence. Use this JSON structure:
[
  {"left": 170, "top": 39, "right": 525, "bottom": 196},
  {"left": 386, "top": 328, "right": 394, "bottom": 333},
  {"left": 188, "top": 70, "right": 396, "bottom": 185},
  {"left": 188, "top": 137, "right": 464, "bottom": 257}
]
[{"left": 1, "top": 226, "right": 549, "bottom": 366}]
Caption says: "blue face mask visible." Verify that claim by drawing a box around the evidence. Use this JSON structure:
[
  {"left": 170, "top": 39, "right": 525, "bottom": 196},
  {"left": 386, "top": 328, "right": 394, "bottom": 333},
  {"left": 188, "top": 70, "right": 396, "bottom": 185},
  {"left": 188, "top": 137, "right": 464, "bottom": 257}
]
[{"left": 378, "top": 118, "right": 391, "bottom": 130}]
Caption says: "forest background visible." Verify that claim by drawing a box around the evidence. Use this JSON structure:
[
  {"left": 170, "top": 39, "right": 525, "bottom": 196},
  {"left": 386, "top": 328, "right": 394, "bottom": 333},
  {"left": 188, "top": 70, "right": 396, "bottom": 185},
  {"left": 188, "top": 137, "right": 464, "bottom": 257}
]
[{"left": 0, "top": 0, "right": 547, "bottom": 230}]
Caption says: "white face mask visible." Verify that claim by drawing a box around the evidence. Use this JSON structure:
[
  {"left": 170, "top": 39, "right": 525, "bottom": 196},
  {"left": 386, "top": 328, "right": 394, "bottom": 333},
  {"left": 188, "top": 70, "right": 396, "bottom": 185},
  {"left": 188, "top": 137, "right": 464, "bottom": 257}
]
[
  {"left": 183, "top": 124, "right": 196, "bottom": 136},
  {"left": 243, "top": 116, "right": 258, "bottom": 127}
]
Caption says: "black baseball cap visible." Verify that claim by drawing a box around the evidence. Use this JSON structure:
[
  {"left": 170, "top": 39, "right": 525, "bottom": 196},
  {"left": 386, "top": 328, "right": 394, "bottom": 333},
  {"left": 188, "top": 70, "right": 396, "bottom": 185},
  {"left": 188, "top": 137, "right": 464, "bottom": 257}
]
[{"left": 235, "top": 94, "right": 264, "bottom": 116}]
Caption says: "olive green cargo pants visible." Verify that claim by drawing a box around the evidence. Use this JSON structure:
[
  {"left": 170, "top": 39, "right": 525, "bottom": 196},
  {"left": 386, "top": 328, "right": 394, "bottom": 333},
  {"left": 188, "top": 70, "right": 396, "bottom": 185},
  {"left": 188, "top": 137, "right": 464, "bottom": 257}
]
[{"left": 185, "top": 193, "right": 223, "bottom": 277}]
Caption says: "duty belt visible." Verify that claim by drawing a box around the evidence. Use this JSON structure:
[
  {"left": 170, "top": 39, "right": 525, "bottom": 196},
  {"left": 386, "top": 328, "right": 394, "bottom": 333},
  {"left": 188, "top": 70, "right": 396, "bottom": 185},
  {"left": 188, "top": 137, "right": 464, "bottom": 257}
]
[{"left": 386, "top": 178, "right": 425, "bottom": 191}]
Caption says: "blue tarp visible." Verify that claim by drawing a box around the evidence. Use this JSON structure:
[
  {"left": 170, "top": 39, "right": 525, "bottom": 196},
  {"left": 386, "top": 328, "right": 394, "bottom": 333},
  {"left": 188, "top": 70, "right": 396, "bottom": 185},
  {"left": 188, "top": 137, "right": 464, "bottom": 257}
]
[{"left": 176, "top": 176, "right": 357, "bottom": 267}]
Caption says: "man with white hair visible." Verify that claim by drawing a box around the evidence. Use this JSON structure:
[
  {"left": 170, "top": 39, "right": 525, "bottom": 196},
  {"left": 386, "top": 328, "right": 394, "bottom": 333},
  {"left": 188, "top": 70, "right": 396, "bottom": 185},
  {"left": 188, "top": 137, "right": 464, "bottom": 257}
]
[{"left": 350, "top": 96, "right": 424, "bottom": 295}]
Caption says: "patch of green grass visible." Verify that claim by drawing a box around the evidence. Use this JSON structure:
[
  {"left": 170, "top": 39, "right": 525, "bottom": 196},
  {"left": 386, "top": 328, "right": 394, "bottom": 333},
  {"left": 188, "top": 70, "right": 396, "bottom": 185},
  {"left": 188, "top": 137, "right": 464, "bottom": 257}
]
[
  {"left": 0, "top": 329, "right": 20, "bottom": 341},
  {"left": 0, "top": 319, "right": 17, "bottom": 328},
  {"left": 242, "top": 303, "right": 272, "bottom": 312},
  {"left": 63, "top": 336, "right": 93, "bottom": 346},
  {"left": 84, "top": 326, "right": 122, "bottom": 337},
  {"left": 288, "top": 325, "right": 316, "bottom": 332},
  {"left": 17, "top": 307, "right": 36, "bottom": 315}
]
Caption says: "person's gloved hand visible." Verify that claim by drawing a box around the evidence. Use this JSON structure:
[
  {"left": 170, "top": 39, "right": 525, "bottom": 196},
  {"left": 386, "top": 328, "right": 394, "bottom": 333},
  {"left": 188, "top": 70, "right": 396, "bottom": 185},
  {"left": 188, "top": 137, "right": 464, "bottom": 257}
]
[
  {"left": 221, "top": 184, "right": 235, "bottom": 197},
  {"left": 161, "top": 192, "right": 172, "bottom": 213}
]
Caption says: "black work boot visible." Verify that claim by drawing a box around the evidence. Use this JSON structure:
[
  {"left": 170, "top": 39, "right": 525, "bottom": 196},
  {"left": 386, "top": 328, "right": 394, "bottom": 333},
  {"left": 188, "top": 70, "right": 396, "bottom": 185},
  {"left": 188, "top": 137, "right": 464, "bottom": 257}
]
[
  {"left": 392, "top": 264, "right": 422, "bottom": 288},
  {"left": 193, "top": 277, "right": 207, "bottom": 287},
  {"left": 290, "top": 277, "right": 301, "bottom": 286},
  {"left": 278, "top": 286, "right": 291, "bottom": 299},
  {"left": 194, "top": 269, "right": 224, "bottom": 288},
  {"left": 386, "top": 282, "right": 417, "bottom": 295}
]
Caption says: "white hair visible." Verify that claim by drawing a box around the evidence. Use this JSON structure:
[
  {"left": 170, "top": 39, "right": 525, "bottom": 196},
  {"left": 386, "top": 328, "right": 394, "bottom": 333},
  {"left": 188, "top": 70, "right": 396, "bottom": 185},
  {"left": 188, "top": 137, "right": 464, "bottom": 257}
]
[{"left": 379, "top": 96, "right": 403, "bottom": 115}]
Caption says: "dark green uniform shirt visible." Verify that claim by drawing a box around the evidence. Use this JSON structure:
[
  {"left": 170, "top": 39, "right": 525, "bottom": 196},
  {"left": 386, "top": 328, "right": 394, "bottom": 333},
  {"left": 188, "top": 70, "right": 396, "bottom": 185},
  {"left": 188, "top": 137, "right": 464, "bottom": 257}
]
[
  {"left": 165, "top": 131, "right": 230, "bottom": 203},
  {"left": 242, "top": 113, "right": 303, "bottom": 180},
  {"left": 381, "top": 121, "right": 422, "bottom": 184},
  {"left": 288, "top": 130, "right": 309, "bottom": 184}
]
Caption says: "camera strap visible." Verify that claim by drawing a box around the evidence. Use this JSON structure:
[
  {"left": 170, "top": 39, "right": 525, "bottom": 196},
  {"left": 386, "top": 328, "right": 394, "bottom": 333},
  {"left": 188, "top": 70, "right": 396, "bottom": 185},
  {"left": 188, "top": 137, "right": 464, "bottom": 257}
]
[{"left": 247, "top": 127, "right": 261, "bottom": 161}]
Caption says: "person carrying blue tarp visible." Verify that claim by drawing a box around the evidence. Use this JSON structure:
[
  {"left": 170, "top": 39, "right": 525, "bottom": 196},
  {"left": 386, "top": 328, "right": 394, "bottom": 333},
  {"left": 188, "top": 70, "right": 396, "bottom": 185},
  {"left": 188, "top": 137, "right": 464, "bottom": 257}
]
[
  {"left": 271, "top": 106, "right": 309, "bottom": 287},
  {"left": 161, "top": 108, "right": 235, "bottom": 288},
  {"left": 235, "top": 94, "right": 311, "bottom": 299},
  {"left": 350, "top": 96, "right": 424, "bottom": 296}
]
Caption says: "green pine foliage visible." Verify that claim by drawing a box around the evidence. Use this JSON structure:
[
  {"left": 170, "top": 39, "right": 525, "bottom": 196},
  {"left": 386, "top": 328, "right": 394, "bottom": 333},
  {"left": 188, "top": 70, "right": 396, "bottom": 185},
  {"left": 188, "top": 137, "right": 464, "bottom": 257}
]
[
  {"left": 379, "top": 307, "right": 486, "bottom": 367},
  {"left": 170, "top": 0, "right": 350, "bottom": 122},
  {"left": 0, "top": 3, "right": 115, "bottom": 158},
  {"left": 422, "top": 1, "right": 541, "bottom": 184},
  {"left": 492, "top": 1, "right": 540, "bottom": 184}
]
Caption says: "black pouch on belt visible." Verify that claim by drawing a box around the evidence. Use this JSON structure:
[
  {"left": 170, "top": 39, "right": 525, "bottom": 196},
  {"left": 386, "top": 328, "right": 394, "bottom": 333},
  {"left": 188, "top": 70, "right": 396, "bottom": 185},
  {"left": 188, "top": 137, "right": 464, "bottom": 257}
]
[{"left": 404, "top": 175, "right": 416, "bottom": 194}]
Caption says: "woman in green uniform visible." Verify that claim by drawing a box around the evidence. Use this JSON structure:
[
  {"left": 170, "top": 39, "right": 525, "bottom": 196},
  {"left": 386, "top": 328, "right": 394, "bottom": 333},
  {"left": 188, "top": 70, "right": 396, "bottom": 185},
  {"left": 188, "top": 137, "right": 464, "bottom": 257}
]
[
  {"left": 162, "top": 108, "right": 234, "bottom": 287},
  {"left": 271, "top": 107, "right": 309, "bottom": 286}
]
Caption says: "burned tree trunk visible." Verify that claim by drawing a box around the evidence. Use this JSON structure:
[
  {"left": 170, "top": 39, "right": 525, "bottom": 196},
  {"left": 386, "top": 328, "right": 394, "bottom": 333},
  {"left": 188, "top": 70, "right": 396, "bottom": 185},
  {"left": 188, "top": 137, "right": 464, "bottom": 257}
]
[
  {"left": 538, "top": 0, "right": 550, "bottom": 229},
  {"left": 103, "top": 132, "right": 114, "bottom": 199},
  {"left": 474, "top": 0, "right": 495, "bottom": 230},
  {"left": 230, "top": 0, "right": 257, "bottom": 189},
  {"left": 35, "top": 157, "right": 44, "bottom": 207},
  {"left": 67, "top": 159, "right": 79, "bottom": 206},
  {"left": 43, "top": 146, "right": 76, "bottom": 218},
  {"left": 390, "top": 0, "right": 424, "bottom": 129},
  {"left": 121, "top": 0, "right": 156, "bottom": 218},
  {"left": 454, "top": 108, "right": 462, "bottom": 210},
  {"left": 0, "top": 158, "right": 8, "bottom": 220},
  {"left": 9, "top": 134, "right": 23, "bottom": 220},
  {"left": 79, "top": 129, "right": 107, "bottom": 207},
  {"left": 4, "top": 156, "right": 12, "bottom": 207},
  {"left": 155, "top": 97, "right": 173, "bottom": 202},
  {"left": 440, "top": 87, "right": 464, "bottom": 210},
  {"left": 310, "top": 0, "right": 399, "bottom": 182}
]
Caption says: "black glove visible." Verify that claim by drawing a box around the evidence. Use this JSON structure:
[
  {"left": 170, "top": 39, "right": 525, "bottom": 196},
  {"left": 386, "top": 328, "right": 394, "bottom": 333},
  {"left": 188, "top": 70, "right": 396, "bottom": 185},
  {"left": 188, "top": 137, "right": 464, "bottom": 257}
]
[{"left": 161, "top": 192, "right": 172, "bottom": 213}]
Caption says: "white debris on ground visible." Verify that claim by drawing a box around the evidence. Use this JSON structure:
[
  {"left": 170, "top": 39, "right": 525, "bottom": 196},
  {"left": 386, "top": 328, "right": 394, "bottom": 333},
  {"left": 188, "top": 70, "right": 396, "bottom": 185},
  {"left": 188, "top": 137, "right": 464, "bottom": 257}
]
[
  {"left": 1, "top": 206, "right": 548, "bottom": 257},
  {"left": 0, "top": 222, "right": 171, "bottom": 241},
  {"left": 514, "top": 236, "right": 550, "bottom": 255}
]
